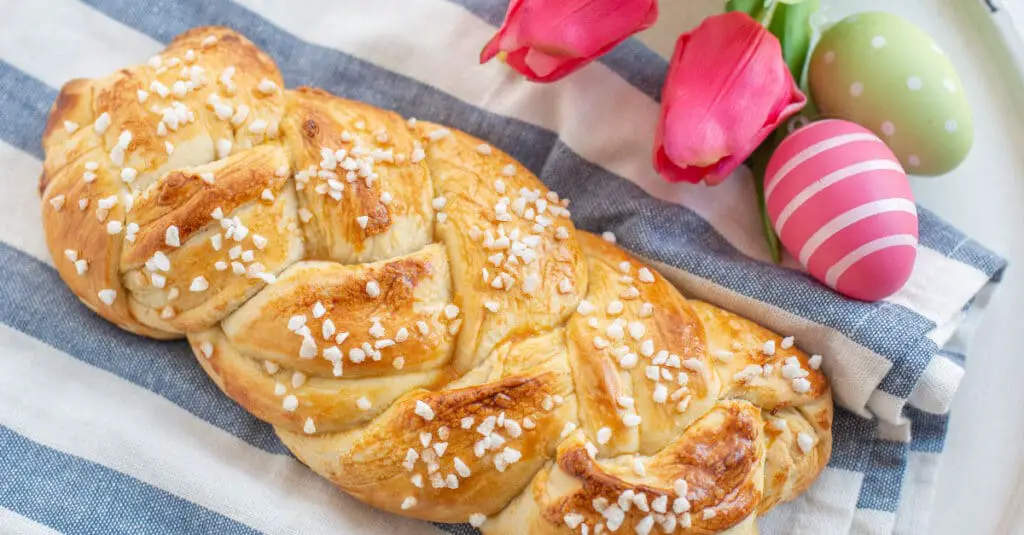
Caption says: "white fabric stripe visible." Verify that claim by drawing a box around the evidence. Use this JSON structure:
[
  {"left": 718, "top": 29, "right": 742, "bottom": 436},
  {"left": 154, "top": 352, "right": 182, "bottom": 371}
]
[
  {"left": 925, "top": 319, "right": 962, "bottom": 347},
  {"left": 894, "top": 452, "right": 943, "bottom": 535},
  {"left": 850, "top": 509, "right": 897, "bottom": 535},
  {"left": 799, "top": 198, "right": 918, "bottom": 266},
  {"left": 876, "top": 419, "right": 912, "bottom": 444},
  {"left": 908, "top": 355, "right": 965, "bottom": 415},
  {"left": 867, "top": 390, "right": 909, "bottom": 426},
  {"left": 764, "top": 131, "right": 884, "bottom": 202},
  {"left": 775, "top": 160, "right": 905, "bottom": 235},
  {"left": 825, "top": 234, "right": 919, "bottom": 288},
  {"left": 758, "top": 467, "right": 863, "bottom": 535},
  {"left": 888, "top": 246, "right": 994, "bottom": 327},
  {"left": 232, "top": 0, "right": 777, "bottom": 263},
  {"left": 0, "top": 0, "right": 161, "bottom": 87},
  {"left": 0, "top": 325, "right": 441, "bottom": 535},
  {"left": 0, "top": 142, "right": 49, "bottom": 263},
  {"left": 937, "top": 281, "right": 999, "bottom": 358},
  {"left": 0, "top": 507, "right": 62, "bottom": 535},
  {"left": 649, "top": 259, "right": 890, "bottom": 418}
]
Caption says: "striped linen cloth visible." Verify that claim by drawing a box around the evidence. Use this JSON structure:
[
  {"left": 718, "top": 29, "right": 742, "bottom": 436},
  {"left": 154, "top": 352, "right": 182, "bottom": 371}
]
[{"left": 0, "top": 0, "right": 1006, "bottom": 534}]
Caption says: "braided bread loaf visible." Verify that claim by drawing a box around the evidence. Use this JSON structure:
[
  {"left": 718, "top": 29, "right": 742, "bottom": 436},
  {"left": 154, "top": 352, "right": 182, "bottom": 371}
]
[{"left": 39, "top": 27, "right": 832, "bottom": 534}]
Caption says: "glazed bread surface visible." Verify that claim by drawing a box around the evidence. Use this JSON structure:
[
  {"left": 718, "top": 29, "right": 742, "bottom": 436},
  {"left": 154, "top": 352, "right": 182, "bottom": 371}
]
[{"left": 40, "top": 27, "right": 833, "bottom": 534}]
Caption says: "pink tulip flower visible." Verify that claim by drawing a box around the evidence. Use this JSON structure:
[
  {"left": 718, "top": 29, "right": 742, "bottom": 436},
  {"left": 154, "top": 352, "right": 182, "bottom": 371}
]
[
  {"left": 654, "top": 12, "right": 806, "bottom": 185},
  {"left": 480, "top": 0, "right": 658, "bottom": 82}
]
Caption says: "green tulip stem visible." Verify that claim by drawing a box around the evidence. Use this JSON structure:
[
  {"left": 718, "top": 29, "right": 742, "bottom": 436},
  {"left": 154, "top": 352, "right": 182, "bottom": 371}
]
[
  {"left": 725, "top": 0, "right": 763, "bottom": 16},
  {"left": 750, "top": 131, "right": 786, "bottom": 264},
  {"left": 727, "top": 0, "right": 818, "bottom": 263}
]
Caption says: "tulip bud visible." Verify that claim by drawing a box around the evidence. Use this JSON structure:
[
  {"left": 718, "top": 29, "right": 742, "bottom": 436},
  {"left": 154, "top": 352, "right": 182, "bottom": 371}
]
[
  {"left": 653, "top": 12, "right": 806, "bottom": 185},
  {"left": 480, "top": 0, "right": 658, "bottom": 82}
]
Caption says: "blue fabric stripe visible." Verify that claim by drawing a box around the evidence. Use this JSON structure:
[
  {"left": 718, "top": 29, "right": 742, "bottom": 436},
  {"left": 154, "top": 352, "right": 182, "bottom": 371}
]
[
  {"left": 951, "top": 242, "right": 1007, "bottom": 281},
  {"left": 917, "top": 207, "right": 1007, "bottom": 278},
  {"left": 0, "top": 61, "right": 52, "bottom": 159},
  {"left": 915, "top": 208, "right": 969, "bottom": 255},
  {"left": 448, "top": 0, "right": 668, "bottom": 102},
  {"left": 905, "top": 407, "right": 951, "bottom": 454},
  {"left": 0, "top": 243, "right": 287, "bottom": 455},
  {"left": 437, "top": 523, "right": 478, "bottom": 535},
  {"left": 3, "top": 0, "right": 978, "bottom": 401},
  {"left": 855, "top": 438, "right": 907, "bottom": 512},
  {"left": 0, "top": 425, "right": 260, "bottom": 535},
  {"left": 827, "top": 406, "right": 880, "bottom": 473}
]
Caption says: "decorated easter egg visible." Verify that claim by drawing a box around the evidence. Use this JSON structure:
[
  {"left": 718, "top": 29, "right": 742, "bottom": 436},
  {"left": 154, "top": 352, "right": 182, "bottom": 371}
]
[
  {"left": 765, "top": 120, "right": 918, "bottom": 301},
  {"left": 808, "top": 12, "right": 973, "bottom": 176}
]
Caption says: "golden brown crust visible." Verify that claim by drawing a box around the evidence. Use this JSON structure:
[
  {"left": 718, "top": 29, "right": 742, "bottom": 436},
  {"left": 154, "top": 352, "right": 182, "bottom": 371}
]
[
  {"left": 277, "top": 329, "right": 577, "bottom": 523},
  {"left": 41, "top": 78, "right": 95, "bottom": 180},
  {"left": 39, "top": 26, "right": 834, "bottom": 534},
  {"left": 190, "top": 326, "right": 449, "bottom": 434},
  {"left": 557, "top": 400, "right": 764, "bottom": 532},
  {"left": 40, "top": 25, "right": 287, "bottom": 337},
  {"left": 220, "top": 245, "right": 457, "bottom": 378},
  {"left": 281, "top": 88, "right": 434, "bottom": 264},
  {"left": 483, "top": 401, "right": 766, "bottom": 535},
  {"left": 569, "top": 232, "right": 724, "bottom": 459},
  {"left": 122, "top": 144, "right": 289, "bottom": 266},
  {"left": 417, "top": 122, "right": 587, "bottom": 372},
  {"left": 40, "top": 130, "right": 173, "bottom": 338},
  {"left": 690, "top": 300, "right": 829, "bottom": 407}
]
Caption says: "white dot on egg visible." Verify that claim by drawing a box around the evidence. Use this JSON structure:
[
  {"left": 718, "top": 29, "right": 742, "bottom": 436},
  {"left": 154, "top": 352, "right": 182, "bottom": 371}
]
[
  {"left": 908, "top": 155, "right": 922, "bottom": 167},
  {"left": 943, "top": 78, "right": 957, "bottom": 93},
  {"left": 907, "top": 77, "right": 923, "bottom": 91},
  {"left": 932, "top": 43, "right": 945, "bottom": 55},
  {"left": 824, "top": 50, "right": 836, "bottom": 64},
  {"left": 871, "top": 36, "right": 887, "bottom": 49},
  {"left": 945, "top": 119, "right": 959, "bottom": 133},
  {"left": 881, "top": 122, "right": 896, "bottom": 137},
  {"left": 850, "top": 82, "right": 864, "bottom": 97}
]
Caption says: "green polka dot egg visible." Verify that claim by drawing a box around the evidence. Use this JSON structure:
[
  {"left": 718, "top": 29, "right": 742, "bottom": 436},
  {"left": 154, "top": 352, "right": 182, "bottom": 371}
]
[{"left": 808, "top": 12, "right": 973, "bottom": 176}]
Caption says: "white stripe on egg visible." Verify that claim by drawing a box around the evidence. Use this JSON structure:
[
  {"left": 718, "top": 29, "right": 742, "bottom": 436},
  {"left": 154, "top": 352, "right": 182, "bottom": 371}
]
[
  {"left": 825, "top": 234, "right": 918, "bottom": 287},
  {"left": 797, "top": 198, "right": 918, "bottom": 266},
  {"left": 765, "top": 132, "right": 885, "bottom": 201},
  {"left": 774, "top": 160, "right": 905, "bottom": 234}
]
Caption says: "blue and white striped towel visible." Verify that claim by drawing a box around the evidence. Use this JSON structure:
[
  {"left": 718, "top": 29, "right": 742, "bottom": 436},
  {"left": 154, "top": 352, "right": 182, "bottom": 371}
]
[{"left": 0, "top": 1, "right": 1007, "bottom": 534}]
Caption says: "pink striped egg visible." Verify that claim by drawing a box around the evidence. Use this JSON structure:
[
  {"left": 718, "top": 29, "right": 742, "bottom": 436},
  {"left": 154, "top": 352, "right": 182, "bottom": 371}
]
[{"left": 765, "top": 120, "right": 918, "bottom": 301}]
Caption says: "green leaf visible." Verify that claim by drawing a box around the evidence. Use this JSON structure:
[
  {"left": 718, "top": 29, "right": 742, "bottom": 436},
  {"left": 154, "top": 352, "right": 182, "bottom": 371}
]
[
  {"left": 749, "top": 133, "right": 784, "bottom": 263},
  {"left": 725, "top": 0, "right": 762, "bottom": 15},
  {"left": 727, "top": 0, "right": 775, "bottom": 24},
  {"left": 768, "top": 0, "right": 818, "bottom": 82}
]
